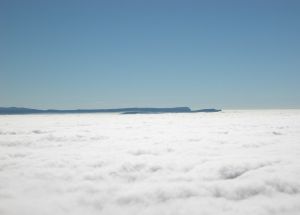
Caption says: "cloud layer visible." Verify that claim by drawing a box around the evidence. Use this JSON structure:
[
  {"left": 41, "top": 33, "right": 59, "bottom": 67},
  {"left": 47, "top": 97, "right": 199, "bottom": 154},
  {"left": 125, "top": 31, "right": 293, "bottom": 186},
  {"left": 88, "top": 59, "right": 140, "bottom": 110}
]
[{"left": 0, "top": 110, "right": 300, "bottom": 215}]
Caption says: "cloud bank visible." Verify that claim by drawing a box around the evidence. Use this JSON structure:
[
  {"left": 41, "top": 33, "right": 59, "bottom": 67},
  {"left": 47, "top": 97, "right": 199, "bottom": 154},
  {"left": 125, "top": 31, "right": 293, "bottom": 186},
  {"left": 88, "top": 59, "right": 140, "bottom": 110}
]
[{"left": 0, "top": 110, "right": 300, "bottom": 215}]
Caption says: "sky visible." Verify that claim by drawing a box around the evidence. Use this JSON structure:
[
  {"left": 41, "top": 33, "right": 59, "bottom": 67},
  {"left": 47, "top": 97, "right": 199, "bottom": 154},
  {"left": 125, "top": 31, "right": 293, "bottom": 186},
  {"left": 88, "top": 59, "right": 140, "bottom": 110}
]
[{"left": 1, "top": 0, "right": 300, "bottom": 109}]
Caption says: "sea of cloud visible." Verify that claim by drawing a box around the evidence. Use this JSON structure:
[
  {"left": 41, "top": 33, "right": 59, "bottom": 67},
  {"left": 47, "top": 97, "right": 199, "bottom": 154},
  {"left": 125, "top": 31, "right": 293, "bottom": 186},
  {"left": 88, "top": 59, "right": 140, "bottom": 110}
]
[{"left": 0, "top": 110, "right": 300, "bottom": 215}]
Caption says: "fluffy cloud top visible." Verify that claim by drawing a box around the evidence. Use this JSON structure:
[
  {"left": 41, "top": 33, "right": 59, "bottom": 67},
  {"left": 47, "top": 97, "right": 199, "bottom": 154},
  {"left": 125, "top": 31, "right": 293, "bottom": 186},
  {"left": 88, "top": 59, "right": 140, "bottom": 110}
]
[{"left": 0, "top": 110, "right": 300, "bottom": 215}]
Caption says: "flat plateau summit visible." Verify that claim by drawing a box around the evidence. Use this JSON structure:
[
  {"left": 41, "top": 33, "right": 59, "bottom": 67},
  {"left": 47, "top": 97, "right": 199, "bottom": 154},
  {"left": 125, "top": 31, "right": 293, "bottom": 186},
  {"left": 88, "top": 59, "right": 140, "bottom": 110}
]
[{"left": 0, "top": 107, "right": 221, "bottom": 115}]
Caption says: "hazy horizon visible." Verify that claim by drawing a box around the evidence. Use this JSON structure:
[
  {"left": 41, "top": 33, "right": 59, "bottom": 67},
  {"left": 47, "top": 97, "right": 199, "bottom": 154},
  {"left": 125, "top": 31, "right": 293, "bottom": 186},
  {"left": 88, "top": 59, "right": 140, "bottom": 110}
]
[{"left": 1, "top": 105, "right": 300, "bottom": 111}]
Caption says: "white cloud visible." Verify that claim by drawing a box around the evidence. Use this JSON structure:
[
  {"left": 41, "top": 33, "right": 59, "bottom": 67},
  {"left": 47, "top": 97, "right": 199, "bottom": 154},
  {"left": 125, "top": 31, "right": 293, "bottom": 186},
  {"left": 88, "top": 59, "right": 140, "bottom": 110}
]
[{"left": 0, "top": 110, "right": 300, "bottom": 215}]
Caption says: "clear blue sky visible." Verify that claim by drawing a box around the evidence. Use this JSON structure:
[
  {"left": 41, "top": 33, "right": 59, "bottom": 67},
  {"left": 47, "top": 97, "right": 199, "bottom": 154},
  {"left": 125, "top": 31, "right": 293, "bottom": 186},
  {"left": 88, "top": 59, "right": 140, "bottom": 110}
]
[{"left": 1, "top": 0, "right": 299, "bottom": 109}]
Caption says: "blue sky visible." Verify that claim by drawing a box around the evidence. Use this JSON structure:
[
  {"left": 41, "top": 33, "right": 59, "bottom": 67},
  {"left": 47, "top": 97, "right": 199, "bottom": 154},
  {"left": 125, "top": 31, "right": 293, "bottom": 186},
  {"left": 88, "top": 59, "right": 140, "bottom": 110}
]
[{"left": 1, "top": 0, "right": 300, "bottom": 109}]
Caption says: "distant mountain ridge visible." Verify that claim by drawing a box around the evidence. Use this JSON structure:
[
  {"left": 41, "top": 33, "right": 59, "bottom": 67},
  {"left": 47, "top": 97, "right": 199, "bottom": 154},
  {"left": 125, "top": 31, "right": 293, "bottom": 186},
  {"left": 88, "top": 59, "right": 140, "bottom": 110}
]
[{"left": 0, "top": 107, "right": 221, "bottom": 115}]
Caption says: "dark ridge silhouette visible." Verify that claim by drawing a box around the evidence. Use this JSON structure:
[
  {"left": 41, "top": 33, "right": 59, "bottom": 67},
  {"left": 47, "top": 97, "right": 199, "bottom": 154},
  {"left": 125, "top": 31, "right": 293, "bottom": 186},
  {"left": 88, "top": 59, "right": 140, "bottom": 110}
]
[
  {"left": 0, "top": 107, "right": 44, "bottom": 114},
  {"left": 0, "top": 107, "right": 221, "bottom": 115},
  {"left": 192, "top": 108, "right": 222, "bottom": 113}
]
